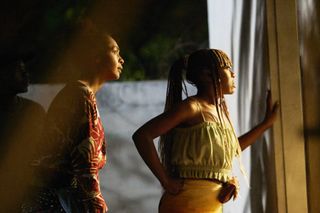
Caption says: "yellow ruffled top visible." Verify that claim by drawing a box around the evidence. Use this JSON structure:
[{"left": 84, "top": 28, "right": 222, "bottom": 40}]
[{"left": 170, "top": 110, "right": 241, "bottom": 183}]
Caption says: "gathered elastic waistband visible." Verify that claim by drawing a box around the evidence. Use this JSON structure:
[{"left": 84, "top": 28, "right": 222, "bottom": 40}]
[{"left": 181, "top": 179, "right": 223, "bottom": 188}]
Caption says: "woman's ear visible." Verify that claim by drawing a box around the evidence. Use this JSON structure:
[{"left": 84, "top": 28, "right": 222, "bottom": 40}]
[
  {"left": 201, "top": 68, "right": 213, "bottom": 80},
  {"left": 197, "top": 68, "right": 215, "bottom": 84},
  {"left": 95, "top": 56, "right": 101, "bottom": 64}
]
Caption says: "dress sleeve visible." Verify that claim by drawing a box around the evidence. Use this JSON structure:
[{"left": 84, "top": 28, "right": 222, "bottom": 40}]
[
  {"left": 69, "top": 91, "right": 107, "bottom": 212},
  {"left": 39, "top": 85, "right": 107, "bottom": 212}
]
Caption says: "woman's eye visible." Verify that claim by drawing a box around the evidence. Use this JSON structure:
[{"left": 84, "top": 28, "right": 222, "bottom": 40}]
[{"left": 111, "top": 48, "right": 120, "bottom": 54}]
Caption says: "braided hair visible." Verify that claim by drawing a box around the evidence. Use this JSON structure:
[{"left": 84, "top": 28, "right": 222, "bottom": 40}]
[{"left": 159, "top": 49, "right": 234, "bottom": 175}]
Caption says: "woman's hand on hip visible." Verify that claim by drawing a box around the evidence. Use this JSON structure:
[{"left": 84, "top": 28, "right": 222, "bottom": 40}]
[{"left": 162, "top": 177, "right": 184, "bottom": 195}]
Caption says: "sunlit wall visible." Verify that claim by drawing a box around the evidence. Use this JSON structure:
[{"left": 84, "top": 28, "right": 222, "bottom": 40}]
[{"left": 297, "top": 0, "right": 320, "bottom": 212}]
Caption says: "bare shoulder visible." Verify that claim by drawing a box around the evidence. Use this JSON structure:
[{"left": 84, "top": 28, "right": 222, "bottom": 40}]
[
  {"left": 177, "top": 96, "right": 204, "bottom": 125},
  {"left": 133, "top": 96, "right": 203, "bottom": 139},
  {"left": 170, "top": 96, "right": 199, "bottom": 118}
]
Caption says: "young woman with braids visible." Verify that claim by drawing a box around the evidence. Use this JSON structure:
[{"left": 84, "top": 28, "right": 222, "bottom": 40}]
[{"left": 132, "top": 49, "right": 278, "bottom": 212}]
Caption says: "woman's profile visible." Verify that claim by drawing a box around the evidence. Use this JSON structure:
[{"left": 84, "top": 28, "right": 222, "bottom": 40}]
[
  {"left": 22, "top": 27, "right": 124, "bottom": 213},
  {"left": 132, "top": 49, "right": 278, "bottom": 212}
]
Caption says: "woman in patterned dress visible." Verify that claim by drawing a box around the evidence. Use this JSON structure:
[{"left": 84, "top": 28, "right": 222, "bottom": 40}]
[{"left": 22, "top": 31, "right": 124, "bottom": 213}]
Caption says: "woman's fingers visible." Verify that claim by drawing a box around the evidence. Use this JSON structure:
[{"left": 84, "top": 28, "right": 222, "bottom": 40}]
[
  {"left": 230, "top": 177, "right": 240, "bottom": 200},
  {"left": 273, "top": 101, "right": 280, "bottom": 113},
  {"left": 266, "top": 90, "right": 272, "bottom": 115},
  {"left": 263, "top": 89, "right": 280, "bottom": 127},
  {"left": 165, "top": 178, "right": 184, "bottom": 195}
]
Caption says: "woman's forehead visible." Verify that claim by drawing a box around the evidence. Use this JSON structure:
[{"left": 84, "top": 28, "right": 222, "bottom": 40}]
[{"left": 106, "top": 36, "right": 119, "bottom": 49}]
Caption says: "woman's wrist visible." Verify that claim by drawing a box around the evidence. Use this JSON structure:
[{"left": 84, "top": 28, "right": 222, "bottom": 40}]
[
  {"left": 160, "top": 174, "right": 170, "bottom": 189},
  {"left": 262, "top": 116, "right": 275, "bottom": 129}
]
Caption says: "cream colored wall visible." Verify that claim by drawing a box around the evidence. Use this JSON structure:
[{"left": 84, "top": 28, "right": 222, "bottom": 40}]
[
  {"left": 298, "top": 0, "right": 320, "bottom": 212},
  {"left": 303, "top": 66, "right": 320, "bottom": 213},
  {"left": 266, "top": 0, "right": 308, "bottom": 212}
]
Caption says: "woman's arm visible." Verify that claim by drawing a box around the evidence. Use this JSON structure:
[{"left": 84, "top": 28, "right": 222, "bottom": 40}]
[
  {"left": 132, "top": 100, "right": 195, "bottom": 194},
  {"left": 239, "top": 91, "right": 279, "bottom": 150}
]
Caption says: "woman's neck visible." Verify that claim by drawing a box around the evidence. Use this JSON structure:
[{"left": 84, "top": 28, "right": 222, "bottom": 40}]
[
  {"left": 78, "top": 77, "right": 105, "bottom": 94},
  {"left": 196, "top": 84, "right": 221, "bottom": 105}
]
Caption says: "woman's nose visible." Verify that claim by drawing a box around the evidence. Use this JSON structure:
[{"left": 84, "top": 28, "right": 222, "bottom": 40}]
[
  {"left": 231, "top": 71, "right": 235, "bottom": 78},
  {"left": 119, "top": 56, "right": 124, "bottom": 64}
]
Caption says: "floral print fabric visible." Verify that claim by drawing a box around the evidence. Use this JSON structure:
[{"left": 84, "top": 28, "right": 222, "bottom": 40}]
[{"left": 23, "top": 81, "right": 107, "bottom": 212}]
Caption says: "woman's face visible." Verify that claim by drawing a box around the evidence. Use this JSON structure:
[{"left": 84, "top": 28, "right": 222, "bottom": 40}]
[
  {"left": 219, "top": 66, "right": 236, "bottom": 94},
  {"left": 97, "top": 36, "right": 124, "bottom": 81}
]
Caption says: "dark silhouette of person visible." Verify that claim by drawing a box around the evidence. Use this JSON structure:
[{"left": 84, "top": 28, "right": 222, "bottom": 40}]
[{"left": 0, "top": 49, "right": 46, "bottom": 212}]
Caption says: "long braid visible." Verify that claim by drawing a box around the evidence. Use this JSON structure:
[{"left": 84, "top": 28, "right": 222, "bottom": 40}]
[
  {"left": 208, "top": 49, "right": 232, "bottom": 129},
  {"left": 213, "top": 74, "right": 224, "bottom": 126},
  {"left": 159, "top": 57, "right": 188, "bottom": 175},
  {"left": 209, "top": 49, "right": 249, "bottom": 183},
  {"left": 209, "top": 49, "right": 240, "bottom": 158}
]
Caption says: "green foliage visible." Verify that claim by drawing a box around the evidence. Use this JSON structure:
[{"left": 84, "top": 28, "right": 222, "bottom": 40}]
[
  {"left": 120, "top": 51, "right": 146, "bottom": 81},
  {"left": 1, "top": 0, "right": 208, "bottom": 82},
  {"left": 118, "top": 0, "right": 209, "bottom": 81},
  {"left": 138, "top": 36, "right": 176, "bottom": 79}
]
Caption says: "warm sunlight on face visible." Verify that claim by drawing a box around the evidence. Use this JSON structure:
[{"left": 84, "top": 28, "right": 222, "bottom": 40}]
[
  {"left": 219, "top": 66, "right": 235, "bottom": 94},
  {"left": 98, "top": 36, "right": 125, "bottom": 81}
]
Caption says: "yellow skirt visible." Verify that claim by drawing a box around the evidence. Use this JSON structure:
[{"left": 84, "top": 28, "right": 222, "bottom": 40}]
[{"left": 159, "top": 179, "right": 223, "bottom": 213}]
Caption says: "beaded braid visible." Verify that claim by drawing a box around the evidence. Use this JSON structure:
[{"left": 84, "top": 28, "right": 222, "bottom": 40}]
[
  {"left": 159, "top": 57, "right": 188, "bottom": 174},
  {"left": 210, "top": 49, "right": 247, "bottom": 180},
  {"left": 208, "top": 49, "right": 234, "bottom": 130},
  {"left": 163, "top": 57, "right": 189, "bottom": 111}
]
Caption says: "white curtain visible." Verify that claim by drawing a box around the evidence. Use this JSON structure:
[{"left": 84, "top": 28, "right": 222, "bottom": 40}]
[{"left": 207, "top": 0, "right": 275, "bottom": 212}]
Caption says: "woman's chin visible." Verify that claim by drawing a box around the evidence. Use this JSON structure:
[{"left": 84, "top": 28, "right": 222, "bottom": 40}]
[
  {"left": 104, "top": 72, "right": 121, "bottom": 81},
  {"left": 224, "top": 89, "right": 235, "bottom": 95},
  {"left": 114, "top": 72, "right": 121, "bottom": 80}
]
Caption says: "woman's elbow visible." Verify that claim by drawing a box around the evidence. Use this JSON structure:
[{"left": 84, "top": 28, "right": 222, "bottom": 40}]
[
  {"left": 132, "top": 128, "right": 153, "bottom": 146},
  {"left": 132, "top": 130, "right": 140, "bottom": 143},
  {"left": 132, "top": 128, "right": 146, "bottom": 144}
]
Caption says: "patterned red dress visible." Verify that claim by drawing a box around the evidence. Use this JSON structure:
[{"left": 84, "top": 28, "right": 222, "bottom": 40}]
[{"left": 22, "top": 81, "right": 107, "bottom": 212}]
